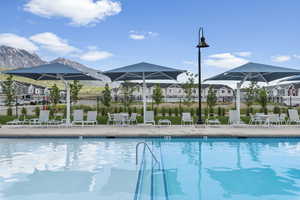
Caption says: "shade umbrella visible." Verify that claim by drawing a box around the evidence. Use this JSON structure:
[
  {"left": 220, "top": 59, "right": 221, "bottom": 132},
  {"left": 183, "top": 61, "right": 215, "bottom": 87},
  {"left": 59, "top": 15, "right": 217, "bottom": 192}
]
[
  {"left": 205, "top": 62, "right": 300, "bottom": 119},
  {"left": 103, "top": 62, "right": 185, "bottom": 123},
  {"left": 3, "top": 63, "right": 98, "bottom": 124},
  {"left": 280, "top": 75, "right": 300, "bottom": 82}
]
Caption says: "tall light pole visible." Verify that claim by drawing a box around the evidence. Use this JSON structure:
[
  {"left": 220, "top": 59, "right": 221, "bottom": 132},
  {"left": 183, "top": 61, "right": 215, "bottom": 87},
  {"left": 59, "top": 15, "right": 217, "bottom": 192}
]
[{"left": 196, "top": 27, "right": 209, "bottom": 124}]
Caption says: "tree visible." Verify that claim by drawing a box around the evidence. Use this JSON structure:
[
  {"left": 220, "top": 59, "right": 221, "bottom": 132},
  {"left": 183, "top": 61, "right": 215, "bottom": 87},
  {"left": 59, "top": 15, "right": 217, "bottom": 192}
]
[
  {"left": 119, "top": 81, "right": 136, "bottom": 110},
  {"left": 152, "top": 84, "right": 164, "bottom": 107},
  {"left": 183, "top": 72, "right": 197, "bottom": 105},
  {"left": 50, "top": 84, "right": 60, "bottom": 108},
  {"left": 100, "top": 84, "right": 112, "bottom": 108},
  {"left": 257, "top": 88, "right": 268, "bottom": 114},
  {"left": 1, "top": 75, "right": 16, "bottom": 108},
  {"left": 206, "top": 86, "right": 217, "bottom": 116},
  {"left": 245, "top": 81, "right": 259, "bottom": 108},
  {"left": 69, "top": 80, "right": 83, "bottom": 104}
]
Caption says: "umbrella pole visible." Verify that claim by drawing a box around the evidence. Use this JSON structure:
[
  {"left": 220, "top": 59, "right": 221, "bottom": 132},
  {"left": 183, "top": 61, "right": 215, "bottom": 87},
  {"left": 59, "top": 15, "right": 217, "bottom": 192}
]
[
  {"left": 63, "top": 80, "right": 71, "bottom": 125},
  {"left": 143, "top": 72, "right": 146, "bottom": 124},
  {"left": 236, "top": 82, "right": 241, "bottom": 123}
]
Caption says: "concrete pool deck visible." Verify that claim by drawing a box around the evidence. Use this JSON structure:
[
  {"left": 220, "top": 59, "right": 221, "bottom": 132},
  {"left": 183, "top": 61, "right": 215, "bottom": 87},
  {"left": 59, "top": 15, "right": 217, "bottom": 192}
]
[{"left": 0, "top": 125, "right": 299, "bottom": 138}]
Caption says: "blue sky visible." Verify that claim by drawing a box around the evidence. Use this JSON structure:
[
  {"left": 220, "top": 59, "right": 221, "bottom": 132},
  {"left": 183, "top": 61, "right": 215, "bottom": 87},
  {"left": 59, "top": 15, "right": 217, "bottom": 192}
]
[{"left": 1, "top": 0, "right": 300, "bottom": 81}]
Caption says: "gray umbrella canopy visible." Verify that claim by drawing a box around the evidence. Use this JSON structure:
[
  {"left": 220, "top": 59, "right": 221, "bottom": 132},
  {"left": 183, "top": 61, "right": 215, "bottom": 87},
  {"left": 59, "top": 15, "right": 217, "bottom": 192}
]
[
  {"left": 205, "top": 62, "right": 300, "bottom": 121},
  {"left": 3, "top": 63, "right": 98, "bottom": 81},
  {"left": 281, "top": 75, "right": 300, "bottom": 82},
  {"left": 104, "top": 62, "right": 185, "bottom": 81},
  {"left": 103, "top": 62, "right": 185, "bottom": 123},
  {"left": 3, "top": 63, "right": 98, "bottom": 125},
  {"left": 205, "top": 62, "right": 300, "bottom": 82}
]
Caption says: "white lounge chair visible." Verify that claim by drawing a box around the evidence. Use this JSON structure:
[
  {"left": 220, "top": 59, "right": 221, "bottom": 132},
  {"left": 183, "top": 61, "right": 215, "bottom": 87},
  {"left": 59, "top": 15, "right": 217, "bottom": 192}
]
[
  {"left": 6, "top": 116, "right": 28, "bottom": 126},
  {"left": 30, "top": 110, "right": 50, "bottom": 126},
  {"left": 84, "top": 111, "right": 97, "bottom": 125},
  {"left": 288, "top": 109, "right": 300, "bottom": 125},
  {"left": 228, "top": 110, "right": 243, "bottom": 125},
  {"left": 279, "top": 113, "right": 287, "bottom": 125},
  {"left": 72, "top": 110, "right": 84, "bottom": 126},
  {"left": 107, "top": 113, "right": 114, "bottom": 125},
  {"left": 128, "top": 113, "right": 138, "bottom": 125},
  {"left": 145, "top": 111, "right": 155, "bottom": 125},
  {"left": 181, "top": 112, "right": 193, "bottom": 125}
]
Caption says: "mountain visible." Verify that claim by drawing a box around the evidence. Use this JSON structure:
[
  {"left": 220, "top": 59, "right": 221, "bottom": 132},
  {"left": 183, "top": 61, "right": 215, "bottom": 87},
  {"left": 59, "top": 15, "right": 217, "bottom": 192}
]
[
  {"left": 0, "top": 45, "right": 46, "bottom": 68},
  {"left": 0, "top": 45, "right": 109, "bottom": 86},
  {"left": 50, "top": 57, "right": 109, "bottom": 85}
]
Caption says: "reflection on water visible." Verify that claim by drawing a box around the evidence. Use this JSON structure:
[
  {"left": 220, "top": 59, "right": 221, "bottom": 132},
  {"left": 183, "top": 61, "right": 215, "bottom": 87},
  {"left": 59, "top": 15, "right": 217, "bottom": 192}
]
[
  {"left": 207, "top": 167, "right": 299, "bottom": 196},
  {"left": 0, "top": 138, "right": 300, "bottom": 200}
]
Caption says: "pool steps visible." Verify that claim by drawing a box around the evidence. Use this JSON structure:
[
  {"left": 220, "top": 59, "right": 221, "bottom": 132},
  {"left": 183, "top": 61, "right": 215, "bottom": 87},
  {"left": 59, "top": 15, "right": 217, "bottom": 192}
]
[{"left": 134, "top": 142, "right": 169, "bottom": 200}]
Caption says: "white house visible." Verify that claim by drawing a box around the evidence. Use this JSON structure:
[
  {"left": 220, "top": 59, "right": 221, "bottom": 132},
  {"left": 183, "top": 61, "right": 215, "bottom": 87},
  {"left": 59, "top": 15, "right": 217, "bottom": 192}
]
[{"left": 113, "top": 82, "right": 234, "bottom": 102}]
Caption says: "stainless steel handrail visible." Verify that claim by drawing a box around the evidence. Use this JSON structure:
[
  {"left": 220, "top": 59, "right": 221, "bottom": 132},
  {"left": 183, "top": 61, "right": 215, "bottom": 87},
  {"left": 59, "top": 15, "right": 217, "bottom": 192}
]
[{"left": 136, "top": 142, "right": 160, "bottom": 168}]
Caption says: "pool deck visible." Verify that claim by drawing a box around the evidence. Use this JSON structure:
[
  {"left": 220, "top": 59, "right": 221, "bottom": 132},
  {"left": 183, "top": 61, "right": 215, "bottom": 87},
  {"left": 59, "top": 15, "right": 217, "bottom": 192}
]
[{"left": 0, "top": 125, "right": 299, "bottom": 138}]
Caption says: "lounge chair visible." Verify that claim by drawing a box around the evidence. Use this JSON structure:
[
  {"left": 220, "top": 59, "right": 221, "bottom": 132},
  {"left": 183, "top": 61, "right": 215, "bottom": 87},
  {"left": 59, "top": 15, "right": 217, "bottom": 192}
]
[
  {"left": 128, "top": 113, "right": 138, "bottom": 125},
  {"left": 113, "top": 113, "right": 124, "bottom": 125},
  {"left": 6, "top": 117, "right": 27, "bottom": 126},
  {"left": 107, "top": 113, "right": 114, "bottom": 125},
  {"left": 206, "top": 118, "right": 221, "bottom": 125},
  {"left": 83, "top": 111, "right": 97, "bottom": 125},
  {"left": 181, "top": 112, "right": 193, "bottom": 125},
  {"left": 228, "top": 110, "right": 243, "bottom": 125},
  {"left": 268, "top": 114, "right": 280, "bottom": 126},
  {"left": 72, "top": 110, "right": 84, "bottom": 126},
  {"left": 279, "top": 113, "right": 287, "bottom": 125},
  {"left": 145, "top": 111, "right": 155, "bottom": 125},
  {"left": 30, "top": 110, "right": 50, "bottom": 126},
  {"left": 288, "top": 109, "right": 300, "bottom": 125}
]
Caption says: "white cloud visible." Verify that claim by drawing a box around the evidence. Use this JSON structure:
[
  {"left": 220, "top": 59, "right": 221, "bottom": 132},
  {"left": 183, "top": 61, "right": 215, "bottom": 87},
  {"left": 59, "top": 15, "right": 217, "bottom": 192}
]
[
  {"left": 234, "top": 51, "right": 252, "bottom": 57},
  {"left": 79, "top": 50, "right": 113, "bottom": 61},
  {"left": 129, "top": 34, "right": 145, "bottom": 40},
  {"left": 271, "top": 55, "right": 291, "bottom": 63},
  {"left": 24, "top": 0, "right": 122, "bottom": 26},
  {"left": 0, "top": 33, "right": 38, "bottom": 52},
  {"left": 30, "top": 32, "right": 78, "bottom": 54},
  {"left": 129, "top": 31, "right": 158, "bottom": 40},
  {"left": 293, "top": 55, "right": 300, "bottom": 59},
  {"left": 204, "top": 53, "right": 248, "bottom": 69}
]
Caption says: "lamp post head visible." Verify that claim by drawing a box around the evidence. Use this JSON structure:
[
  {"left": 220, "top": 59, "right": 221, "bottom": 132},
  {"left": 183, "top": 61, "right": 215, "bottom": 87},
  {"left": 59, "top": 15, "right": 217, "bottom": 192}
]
[{"left": 197, "top": 28, "right": 209, "bottom": 48}]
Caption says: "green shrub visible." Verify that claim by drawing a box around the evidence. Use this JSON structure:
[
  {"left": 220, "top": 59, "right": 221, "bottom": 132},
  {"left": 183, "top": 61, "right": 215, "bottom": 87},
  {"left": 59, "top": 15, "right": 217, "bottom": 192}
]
[
  {"left": 7, "top": 108, "right": 13, "bottom": 116},
  {"left": 133, "top": 107, "right": 137, "bottom": 113},
  {"left": 21, "top": 107, "right": 27, "bottom": 117},
  {"left": 154, "top": 107, "right": 158, "bottom": 116},
  {"left": 161, "top": 107, "right": 166, "bottom": 117},
  {"left": 204, "top": 107, "right": 209, "bottom": 117},
  {"left": 190, "top": 107, "right": 195, "bottom": 116},
  {"left": 217, "top": 107, "right": 222, "bottom": 116},
  {"left": 273, "top": 106, "right": 281, "bottom": 114},
  {"left": 174, "top": 107, "right": 179, "bottom": 117},
  {"left": 168, "top": 107, "right": 172, "bottom": 116},
  {"left": 0, "top": 115, "right": 15, "bottom": 124},
  {"left": 128, "top": 107, "right": 132, "bottom": 115},
  {"left": 34, "top": 107, "right": 40, "bottom": 117}
]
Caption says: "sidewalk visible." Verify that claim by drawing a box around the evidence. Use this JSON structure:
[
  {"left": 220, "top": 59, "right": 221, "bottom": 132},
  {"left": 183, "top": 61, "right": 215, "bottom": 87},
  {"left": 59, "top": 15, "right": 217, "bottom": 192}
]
[{"left": 0, "top": 125, "right": 299, "bottom": 138}]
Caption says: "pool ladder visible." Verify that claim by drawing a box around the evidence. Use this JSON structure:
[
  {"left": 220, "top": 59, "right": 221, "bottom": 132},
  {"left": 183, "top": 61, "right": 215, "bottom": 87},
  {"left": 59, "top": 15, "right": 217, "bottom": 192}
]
[{"left": 136, "top": 142, "right": 160, "bottom": 169}]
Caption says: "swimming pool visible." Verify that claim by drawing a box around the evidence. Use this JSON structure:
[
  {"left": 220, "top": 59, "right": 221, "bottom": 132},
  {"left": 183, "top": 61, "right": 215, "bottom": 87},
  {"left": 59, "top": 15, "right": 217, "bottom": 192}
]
[{"left": 0, "top": 138, "right": 300, "bottom": 200}]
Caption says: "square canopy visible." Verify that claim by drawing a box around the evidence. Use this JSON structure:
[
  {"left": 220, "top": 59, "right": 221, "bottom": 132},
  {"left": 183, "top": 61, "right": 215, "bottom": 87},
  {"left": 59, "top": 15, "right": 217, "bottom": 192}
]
[
  {"left": 3, "top": 63, "right": 98, "bottom": 81},
  {"left": 103, "top": 62, "right": 186, "bottom": 81},
  {"left": 205, "top": 62, "right": 300, "bottom": 83}
]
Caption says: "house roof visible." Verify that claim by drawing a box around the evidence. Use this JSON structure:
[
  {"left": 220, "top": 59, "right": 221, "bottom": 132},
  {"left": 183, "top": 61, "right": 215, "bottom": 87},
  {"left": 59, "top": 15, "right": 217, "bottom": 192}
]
[{"left": 120, "top": 82, "right": 233, "bottom": 90}]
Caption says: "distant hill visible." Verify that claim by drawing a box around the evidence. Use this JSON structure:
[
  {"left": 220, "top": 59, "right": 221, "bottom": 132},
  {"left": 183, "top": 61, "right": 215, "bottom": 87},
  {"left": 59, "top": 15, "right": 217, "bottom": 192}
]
[
  {"left": 0, "top": 45, "right": 46, "bottom": 68},
  {"left": 0, "top": 45, "right": 107, "bottom": 95}
]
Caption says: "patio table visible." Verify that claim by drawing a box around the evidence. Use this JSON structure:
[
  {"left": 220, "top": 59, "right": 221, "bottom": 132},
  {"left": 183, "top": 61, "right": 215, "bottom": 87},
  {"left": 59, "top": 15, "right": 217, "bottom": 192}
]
[{"left": 158, "top": 119, "right": 171, "bottom": 126}]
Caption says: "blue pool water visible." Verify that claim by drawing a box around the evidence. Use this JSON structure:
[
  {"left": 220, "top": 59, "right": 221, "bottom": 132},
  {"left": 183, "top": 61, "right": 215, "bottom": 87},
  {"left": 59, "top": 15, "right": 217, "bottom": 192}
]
[{"left": 1, "top": 138, "right": 300, "bottom": 200}]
